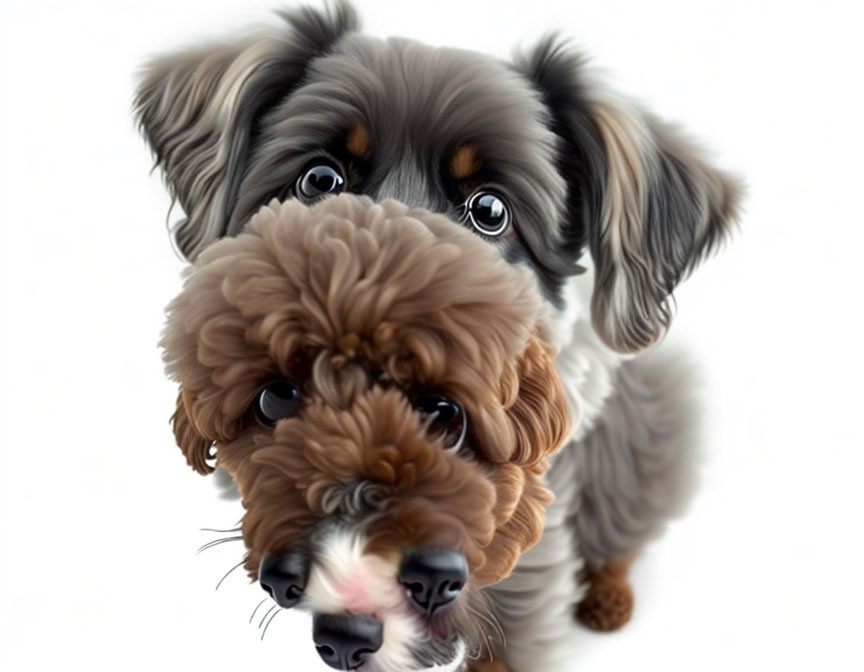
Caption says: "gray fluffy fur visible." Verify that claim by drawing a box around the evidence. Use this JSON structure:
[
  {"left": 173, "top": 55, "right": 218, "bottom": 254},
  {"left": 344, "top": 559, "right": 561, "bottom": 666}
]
[
  {"left": 569, "top": 347, "right": 703, "bottom": 571},
  {"left": 135, "top": 3, "right": 741, "bottom": 670}
]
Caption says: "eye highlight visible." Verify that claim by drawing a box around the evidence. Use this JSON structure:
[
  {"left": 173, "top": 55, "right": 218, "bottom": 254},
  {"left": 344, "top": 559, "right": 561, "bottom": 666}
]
[
  {"left": 295, "top": 162, "right": 345, "bottom": 203},
  {"left": 254, "top": 380, "right": 301, "bottom": 427},
  {"left": 462, "top": 190, "right": 511, "bottom": 237},
  {"left": 413, "top": 393, "right": 467, "bottom": 452}
]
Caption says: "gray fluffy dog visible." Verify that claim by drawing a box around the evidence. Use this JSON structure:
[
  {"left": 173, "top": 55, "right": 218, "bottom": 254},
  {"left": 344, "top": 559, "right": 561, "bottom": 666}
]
[{"left": 135, "top": 2, "right": 740, "bottom": 670}]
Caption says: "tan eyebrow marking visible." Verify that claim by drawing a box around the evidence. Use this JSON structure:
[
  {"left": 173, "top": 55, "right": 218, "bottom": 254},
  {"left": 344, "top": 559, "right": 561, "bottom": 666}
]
[
  {"left": 449, "top": 143, "right": 483, "bottom": 179},
  {"left": 346, "top": 122, "right": 372, "bottom": 159}
]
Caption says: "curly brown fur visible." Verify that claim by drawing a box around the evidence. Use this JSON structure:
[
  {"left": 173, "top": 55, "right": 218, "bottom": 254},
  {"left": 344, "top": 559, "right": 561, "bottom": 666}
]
[{"left": 161, "top": 194, "right": 571, "bottom": 667}]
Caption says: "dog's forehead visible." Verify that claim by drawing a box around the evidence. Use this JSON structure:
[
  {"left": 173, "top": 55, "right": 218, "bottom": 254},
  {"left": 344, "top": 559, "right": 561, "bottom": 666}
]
[
  {"left": 248, "top": 197, "right": 543, "bottom": 338},
  {"left": 167, "top": 196, "right": 546, "bottom": 383},
  {"left": 279, "top": 33, "right": 558, "bottom": 167}
]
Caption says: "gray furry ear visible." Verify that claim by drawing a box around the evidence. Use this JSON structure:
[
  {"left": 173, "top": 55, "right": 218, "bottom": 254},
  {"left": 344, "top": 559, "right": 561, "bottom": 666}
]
[
  {"left": 515, "top": 37, "right": 741, "bottom": 353},
  {"left": 586, "top": 99, "right": 741, "bottom": 352},
  {"left": 134, "top": 1, "right": 359, "bottom": 260}
]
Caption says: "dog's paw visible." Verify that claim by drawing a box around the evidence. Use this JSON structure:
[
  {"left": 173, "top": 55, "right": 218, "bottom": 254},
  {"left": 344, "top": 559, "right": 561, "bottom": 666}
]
[{"left": 576, "top": 561, "right": 635, "bottom": 632}]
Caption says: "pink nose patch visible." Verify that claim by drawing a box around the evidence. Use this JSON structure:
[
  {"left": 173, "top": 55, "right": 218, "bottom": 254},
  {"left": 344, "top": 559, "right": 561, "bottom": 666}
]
[
  {"left": 309, "top": 533, "right": 402, "bottom": 617},
  {"left": 333, "top": 560, "right": 382, "bottom": 614},
  {"left": 340, "top": 572, "right": 373, "bottom": 612}
]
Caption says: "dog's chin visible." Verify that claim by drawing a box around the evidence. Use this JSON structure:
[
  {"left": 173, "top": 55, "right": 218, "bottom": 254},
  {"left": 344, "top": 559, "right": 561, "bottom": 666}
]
[
  {"left": 400, "top": 599, "right": 465, "bottom": 669},
  {"left": 380, "top": 616, "right": 463, "bottom": 672},
  {"left": 404, "top": 633, "right": 464, "bottom": 672}
]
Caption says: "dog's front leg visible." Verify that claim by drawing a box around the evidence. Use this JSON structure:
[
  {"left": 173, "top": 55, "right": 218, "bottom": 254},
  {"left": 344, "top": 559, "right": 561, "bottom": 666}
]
[{"left": 568, "top": 348, "right": 701, "bottom": 632}]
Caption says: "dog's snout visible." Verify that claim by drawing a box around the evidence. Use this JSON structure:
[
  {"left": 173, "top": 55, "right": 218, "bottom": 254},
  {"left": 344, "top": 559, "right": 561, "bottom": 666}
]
[
  {"left": 371, "top": 169, "right": 439, "bottom": 212},
  {"left": 399, "top": 548, "right": 468, "bottom": 617},
  {"left": 313, "top": 613, "right": 383, "bottom": 670},
  {"left": 258, "top": 551, "right": 309, "bottom": 609}
]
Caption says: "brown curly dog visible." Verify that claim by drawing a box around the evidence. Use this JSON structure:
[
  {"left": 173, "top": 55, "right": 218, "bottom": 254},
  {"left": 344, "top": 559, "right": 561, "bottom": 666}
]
[{"left": 161, "top": 194, "right": 573, "bottom": 671}]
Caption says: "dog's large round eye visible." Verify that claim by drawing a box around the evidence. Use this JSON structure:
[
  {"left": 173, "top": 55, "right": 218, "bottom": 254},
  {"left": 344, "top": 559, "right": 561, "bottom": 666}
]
[
  {"left": 465, "top": 190, "right": 511, "bottom": 237},
  {"left": 414, "top": 394, "right": 467, "bottom": 451},
  {"left": 295, "top": 162, "right": 345, "bottom": 203},
  {"left": 254, "top": 380, "right": 300, "bottom": 427}
]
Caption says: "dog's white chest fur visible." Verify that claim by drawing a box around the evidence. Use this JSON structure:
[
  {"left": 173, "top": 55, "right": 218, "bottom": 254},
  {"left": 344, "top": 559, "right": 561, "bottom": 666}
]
[{"left": 546, "top": 265, "right": 626, "bottom": 440}]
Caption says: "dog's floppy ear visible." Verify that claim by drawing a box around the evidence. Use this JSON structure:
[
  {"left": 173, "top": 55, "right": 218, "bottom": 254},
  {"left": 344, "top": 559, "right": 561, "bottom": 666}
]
[
  {"left": 134, "top": 1, "right": 359, "bottom": 260},
  {"left": 171, "top": 390, "right": 215, "bottom": 475},
  {"left": 505, "top": 335, "right": 572, "bottom": 465},
  {"left": 515, "top": 38, "right": 741, "bottom": 353},
  {"left": 586, "top": 100, "right": 741, "bottom": 352}
]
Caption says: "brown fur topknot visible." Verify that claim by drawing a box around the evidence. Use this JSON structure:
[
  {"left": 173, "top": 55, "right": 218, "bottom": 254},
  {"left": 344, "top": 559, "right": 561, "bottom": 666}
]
[{"left": 161, "top": 194, "right": 574, "bottom": 586}]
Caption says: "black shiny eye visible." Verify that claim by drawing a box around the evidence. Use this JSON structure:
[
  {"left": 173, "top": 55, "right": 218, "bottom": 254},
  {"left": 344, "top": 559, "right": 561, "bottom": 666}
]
[
  {"left": 254, "top": 380, "right": 300, "bottom": 427},
  {"left": 295, "top": 162, "right": 345, "bottom": 203},
  {"left": 465, "top": 190, "right": 511, "bottom": 236},
  {"left": 414, "top": 394, "right": 467, "bottom": 452}
]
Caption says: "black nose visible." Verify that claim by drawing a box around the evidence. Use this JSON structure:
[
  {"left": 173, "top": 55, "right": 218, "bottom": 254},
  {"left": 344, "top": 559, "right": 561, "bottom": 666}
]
[
  {"left": 398, "top": 547, "right": 468, "bottom": 617},
  {"left": 258, "top": 551, "right": 309, "bottom": 609},
  {"left": 312, "top": 613, "right": 383, "bottom": 670}
]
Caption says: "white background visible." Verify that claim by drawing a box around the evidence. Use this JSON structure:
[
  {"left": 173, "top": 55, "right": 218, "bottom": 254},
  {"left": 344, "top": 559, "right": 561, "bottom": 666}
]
[{"left": 2, "top": 0, "right": 863, "bottom": 670}]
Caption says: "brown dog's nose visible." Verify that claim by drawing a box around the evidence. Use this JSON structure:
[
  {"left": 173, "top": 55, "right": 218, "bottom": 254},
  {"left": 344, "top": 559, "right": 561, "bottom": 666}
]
[
  {"left": 399, "top": 548, "right": 468, "bottom": 617},
  {"left": 258, "top": 551, "right": 309, "bottom": 609},
  {"left": 313, "top": 613, "right": 383, "bottom": 670}
]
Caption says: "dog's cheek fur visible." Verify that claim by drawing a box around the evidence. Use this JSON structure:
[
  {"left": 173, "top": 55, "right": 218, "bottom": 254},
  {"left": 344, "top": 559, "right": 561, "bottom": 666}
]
[
  {"left": 452, "top": 335, "right": 573, "bottom": 585},
  {"left": 360, "top": 338, "right": 571, "bottom": 586},
  {"left": 500, "top": 334, "right": 573, "bottom": 465},
  {"left": 458, "top": 335, "right": 571, "bottom": 469},
  {"left": 364, "top": 465, "right": 553, "bottom": 588}
]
